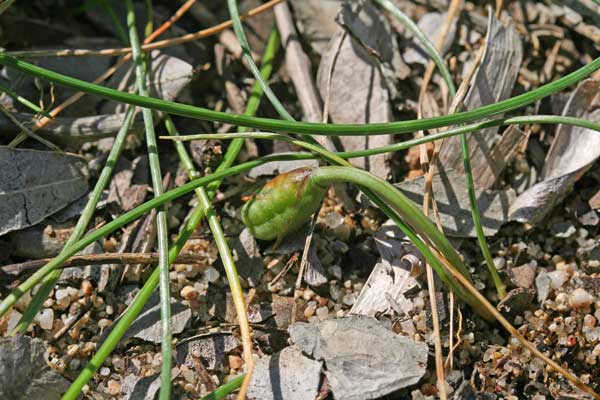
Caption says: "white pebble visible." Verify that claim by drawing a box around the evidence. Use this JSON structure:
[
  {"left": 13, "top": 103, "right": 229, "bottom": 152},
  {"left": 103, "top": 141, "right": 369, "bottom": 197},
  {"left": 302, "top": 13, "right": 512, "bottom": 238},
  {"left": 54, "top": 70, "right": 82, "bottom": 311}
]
[
  {"left": 204, "top": 266, "right": 220, "bottom": 283},
  {"left": 100, "top": 367, "right": 110, "bottom": 376},
  {"left": 569, "top": 288, "right": 594, "bottom": 308},
  {"left": 493, "top": 257, "right": 506, "bottom": 270},
  {"left": 548, "top": 270, "right": 568, "bottom": 289},
  {"left": 36, "top": 308, "right": 54, "bottom": 331},
  {"left": 55, "top": 289, "right": 71, "bottom": 309},
  {"left": 316, "top": 306, "right": 329, "bottom": 321}
]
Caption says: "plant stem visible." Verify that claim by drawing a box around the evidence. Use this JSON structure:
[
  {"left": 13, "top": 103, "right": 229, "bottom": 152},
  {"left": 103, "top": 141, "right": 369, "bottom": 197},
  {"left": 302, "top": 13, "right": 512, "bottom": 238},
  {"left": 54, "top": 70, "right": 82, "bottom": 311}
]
[
  {"left": 61, "top": 30, "right": 279, "bottom": 398},
  {"left": 373, "top": 0, "right": 456, "bottom": 97},
  {"left": 166, "top": 114, "right": 255, "bottom": 384},
  {"left": 0, "top": 82, "right": 52, "bottom": 117},
  {"left": 201, "top": 375, "right": 245, "bottom": 400},
  {"left": 0, "top": 54, "right": 597, "bottom": 136},
  {"left": 14, "top": 105, "right": 136, "bottom": 334},
  {"left": 125, "top": 1, "right": 172, "bottom": 397}
]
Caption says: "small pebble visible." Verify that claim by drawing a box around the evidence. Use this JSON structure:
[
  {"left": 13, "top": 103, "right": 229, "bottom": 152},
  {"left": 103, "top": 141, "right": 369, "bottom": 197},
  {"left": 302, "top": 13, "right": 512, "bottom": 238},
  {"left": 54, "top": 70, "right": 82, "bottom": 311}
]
[
  {"left": 343, "top": 280, "right": 352, "bottom": 289},
  {"left": 317, "top": 296, "right": 329, "bottom": 308},
  {"left": 204, "top": 266, "right": 220, "bottom": 283},
  {"left": 180, "top": 285, "right": 199, "bottom": 301},
  {"left": 304, "top": 305, "right": 316, "bottom": 318},
  {"left": 302, "top": 288, "right": 315, "bottom": 301},
  {"left": 105, "top": 305, "right": 114, "bottom": 315},
  {"left": 316, "top": 306, "right": 329, "bottom": 321},
  {"left": 569, "top": 288, "right": 594, "bottom": 308},
  {"left": 55, "top": 289, "right": 71, "bottom": 310},
  {"left": 547, "top": 270, "right": 568, "bottom": 289},
  {"left": 80, "top": 280, "right": 93, "bottom": 296},
  {"left": 100, "top": 367, "right": 110, "bottom": 376},
  {"left": 98, "top": 318, "right": 112, "bottom": 329},
  {"left": 493, "top": 257, "right": 506, "bottom": 270},
  {"left": 342, "top": 293, "right": 356, "bottom": 306},
  {"left": 36, "top": 308, "right": 54, "bottom": 331},
  {"left": 107, "top": 380, "right": 121, "bottom": 396},
  {"left": 584, "top": 314, "right": 597, "bottom": 328}
]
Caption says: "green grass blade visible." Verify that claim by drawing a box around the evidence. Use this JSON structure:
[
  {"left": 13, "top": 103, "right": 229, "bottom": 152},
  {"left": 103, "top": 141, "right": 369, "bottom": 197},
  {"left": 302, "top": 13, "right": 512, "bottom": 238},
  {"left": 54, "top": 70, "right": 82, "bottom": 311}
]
[
  {"left": 0, "top": 53, "right": 597, "bottom": 135},
  {"left": 125, "top": 1, "right": 172, "bottom": 397},
  {"left": 374, "top": 0, "right": 456, "bottom": 97},
  {"left": 0, "top": 82, "right": 52, "bottom": 118},
  {"left": 200, "top": 375, "right": 245, "bottom": 400}
]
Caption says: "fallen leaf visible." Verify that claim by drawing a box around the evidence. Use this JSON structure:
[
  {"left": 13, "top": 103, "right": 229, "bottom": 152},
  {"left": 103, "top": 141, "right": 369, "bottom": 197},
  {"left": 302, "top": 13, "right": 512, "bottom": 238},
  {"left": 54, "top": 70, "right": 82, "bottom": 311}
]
[
  {"left": 438, "top": 13, "right": 523, "bottom": 189},
  {"left": 289, "top": 316, "right": 428, "bottom": 400},
  {"left": 247, "top": 346, "right": 323, "bottom": 400},
  {"left": 317, "top": 1, "right": 398, "bottom": 179},
  {"left": 289, "top": 0, "right": 342, "bottom": 55},
  {"left": 510, "top": 79, "right": 600, "bottom": 223},
  {"left": 351, "top": 221, "right": 422, "bottom": 317},
  {"left": 0, "top": 335, "right": 70, "bottom": 399},
  {"left": 0, "top": 146, "right": 88, "bottom": 236}
]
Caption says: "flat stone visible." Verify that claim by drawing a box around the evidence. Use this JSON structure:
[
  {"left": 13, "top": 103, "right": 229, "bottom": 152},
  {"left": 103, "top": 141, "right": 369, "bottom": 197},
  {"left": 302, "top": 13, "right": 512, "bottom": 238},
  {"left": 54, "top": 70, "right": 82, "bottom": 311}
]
[
  {"left": 509, "top": 263, "right": 536, "bottom": 288},
  {"left": 289, "top": 316, "right": 428, "bottom": 400}
]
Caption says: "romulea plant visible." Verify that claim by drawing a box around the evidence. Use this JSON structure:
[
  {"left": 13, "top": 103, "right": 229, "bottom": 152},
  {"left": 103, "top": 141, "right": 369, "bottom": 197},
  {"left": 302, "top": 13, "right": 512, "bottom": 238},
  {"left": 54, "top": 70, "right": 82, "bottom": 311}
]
[{"left": 0, "top": 4, "right": 600, "bottom": 397}]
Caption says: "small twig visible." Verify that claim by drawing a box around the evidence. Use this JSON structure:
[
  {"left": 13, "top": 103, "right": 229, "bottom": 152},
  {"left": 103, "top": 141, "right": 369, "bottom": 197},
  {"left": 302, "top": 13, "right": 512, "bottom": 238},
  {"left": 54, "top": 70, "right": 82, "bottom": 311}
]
[
  {"left": 447, "top": 292, "right": 455, "bottom": 370},
  {"left": 1, "top": 252, "right": 208, "bottom": 277}
]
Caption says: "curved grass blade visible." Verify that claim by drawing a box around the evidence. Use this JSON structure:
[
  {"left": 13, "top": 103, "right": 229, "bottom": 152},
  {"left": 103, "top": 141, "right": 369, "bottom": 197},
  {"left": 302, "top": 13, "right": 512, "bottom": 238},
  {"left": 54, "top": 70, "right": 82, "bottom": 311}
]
[{"left": 0, "top": 53, "right": 597, "bottom": 136}]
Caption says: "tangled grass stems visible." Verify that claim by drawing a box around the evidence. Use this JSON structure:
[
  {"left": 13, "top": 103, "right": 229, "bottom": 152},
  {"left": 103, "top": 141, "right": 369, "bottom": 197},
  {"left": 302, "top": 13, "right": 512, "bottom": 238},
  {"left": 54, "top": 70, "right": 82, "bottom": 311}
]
[
  {"left": 225, "top": 0, "right": 477, "bottom": 305},
  {"left": 160, "top": 114, "right": 600, "bottom": 158},
  {"left": 61, "top": 30, "right": 281, "bottom": 398}
]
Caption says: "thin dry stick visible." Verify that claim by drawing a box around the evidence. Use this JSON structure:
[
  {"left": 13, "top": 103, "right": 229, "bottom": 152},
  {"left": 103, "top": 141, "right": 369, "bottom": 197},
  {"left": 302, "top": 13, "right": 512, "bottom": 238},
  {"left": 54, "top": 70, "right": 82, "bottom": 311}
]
[
  {"left": 430, "top": 247, "right": 600, "bottom": 400},
  {"left": 496, "top": 0, "right": 504, "bottom": 18},
  {"left": 416, "top": 0, "right": 462, "bottom": 150},
  {"left": 1, "top": 252, "right": 209, "bottom": 277},
  {"left": 6, "top": 0, "right": 284, "bottom": 58},
  {"left": 447, "top": 291, "right": 455, "bottom": 369}
]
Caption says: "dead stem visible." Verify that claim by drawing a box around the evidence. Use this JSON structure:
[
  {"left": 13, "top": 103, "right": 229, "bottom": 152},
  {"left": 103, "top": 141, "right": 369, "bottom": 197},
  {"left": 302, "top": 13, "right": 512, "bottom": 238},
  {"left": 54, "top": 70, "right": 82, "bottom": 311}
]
[{"left": 1, "top": 252, "right": 209, "bottom": 277}]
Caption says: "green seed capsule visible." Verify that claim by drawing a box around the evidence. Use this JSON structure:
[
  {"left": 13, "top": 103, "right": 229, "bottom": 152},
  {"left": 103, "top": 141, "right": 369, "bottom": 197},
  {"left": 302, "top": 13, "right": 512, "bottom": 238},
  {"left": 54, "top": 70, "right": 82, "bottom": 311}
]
[{"left": 242, "top": 167, "right": 327, "bottom": 242}]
